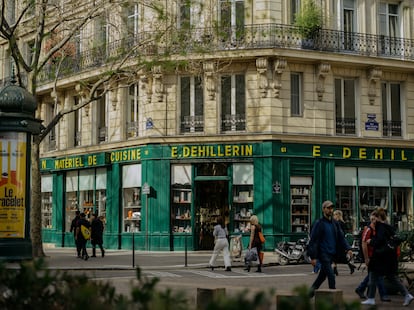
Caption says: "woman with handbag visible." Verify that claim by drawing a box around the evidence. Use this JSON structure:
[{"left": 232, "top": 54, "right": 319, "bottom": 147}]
[{"left": 245, "top": 215, "right": 263, "bottom": 272}]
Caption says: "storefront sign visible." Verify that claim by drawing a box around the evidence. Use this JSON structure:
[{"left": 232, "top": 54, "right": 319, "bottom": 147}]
[
  {"left": 0, "top": 132, "right": 26, "bottom": 238},
  {"left": 279, "top": 143, "right": 414, "bottom": 162},
  {"left": 272, "top": 182, "right": 281, "bottom": 194},
  {"left": 171, "top": 144, "right": 253, "bottom": 159},
  {"left": 40, "top": 153, "right": 110, "bottom": 171}
]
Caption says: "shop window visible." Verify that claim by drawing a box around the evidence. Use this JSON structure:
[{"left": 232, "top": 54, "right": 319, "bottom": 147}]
[
  {"left": 290, "top": 176, "right": 312, "bottom": 233},
  {"left": 122, "top": 164, "right": 142, "bottom": 233},
  {"left": 335, "top": 167, "right": 357, "bottom": 232},
  {"left": 221, "top": 74, "right": 246, "bottom": 132},
  {"left": 41, "top": 175, "right": 53, "bottom": 228},
  {"left": 391, "top": 168, "right": 413, "bottom": 231},
  {"left": 195, "top": 163, "right": 228, "bottom": 176},
  {"left": 65, "top": 168, "right": 107, "bottom": 231},
  {"left": 232, "top": 163, "right": 254, "bottom": 233},
  {"left": 359, "top": 186, "right": 388, "bottom": 222},
  {"left": 171, "top": 165, "right": 192, "bottom": 234}
]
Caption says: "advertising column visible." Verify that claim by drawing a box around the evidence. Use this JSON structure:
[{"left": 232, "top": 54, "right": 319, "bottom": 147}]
[{"left": 0, "top": 132, "right": 27, "bottom": 238}]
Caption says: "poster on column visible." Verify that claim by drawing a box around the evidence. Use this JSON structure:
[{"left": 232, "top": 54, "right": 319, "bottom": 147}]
[{"left": 0, "top": 132, "right": 26, "bottom": 238}]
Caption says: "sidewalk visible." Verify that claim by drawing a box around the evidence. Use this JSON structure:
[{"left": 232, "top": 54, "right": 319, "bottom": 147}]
[{"left": 5, "top": 247, "right": 280, "bottom": 270}]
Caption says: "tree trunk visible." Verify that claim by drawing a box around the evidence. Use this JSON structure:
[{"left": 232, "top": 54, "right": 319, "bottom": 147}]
[{"left": 31, "top": 137, "right": 45, "bottom": 257}]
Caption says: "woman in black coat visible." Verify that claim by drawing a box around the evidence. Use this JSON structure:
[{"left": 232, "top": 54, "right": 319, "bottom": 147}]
[{"left": 362, "top": 208, "right": 413, "bottom": 306}]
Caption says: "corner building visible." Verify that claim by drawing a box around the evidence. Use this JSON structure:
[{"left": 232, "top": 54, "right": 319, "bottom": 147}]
[{"left": 4, "top": 1, "right": 414, "bottom": 250}]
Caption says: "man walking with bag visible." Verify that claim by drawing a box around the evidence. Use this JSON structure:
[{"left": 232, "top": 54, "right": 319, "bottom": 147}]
[
  {"left": 76, "top": 212, "right": 91, "bottom": 261},
  {"left": 307, "top": 200, "right": 352, "bottom": 297},
  {"left": 91, "top": 213, "right": 105, "bottom": 257}
]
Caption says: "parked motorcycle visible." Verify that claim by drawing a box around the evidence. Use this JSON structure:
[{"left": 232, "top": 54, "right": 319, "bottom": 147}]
[{"left": 274, "top": 236, "right": 311, "bottom": 266}]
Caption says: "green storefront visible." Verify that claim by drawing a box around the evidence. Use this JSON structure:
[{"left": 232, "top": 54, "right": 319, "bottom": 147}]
[{"left": 40, "top": 141, "right": 414, "bottom": 251}]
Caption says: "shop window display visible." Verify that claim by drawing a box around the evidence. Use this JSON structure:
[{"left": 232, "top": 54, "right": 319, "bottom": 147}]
[
  {"left": 41, "top": 174, "right": 53, "bottom": 228},
  {"left": 359, "top": 186, "right": 388, "bottom": 223},
  {"left": 392, "top": 188, "right": 412, "bottom": 231},
  {"left": 335, "top": 186, "right": 356, "bottom": 233},
  {"left": 123, "top": 188, "right": 141, "bottom": 232}
]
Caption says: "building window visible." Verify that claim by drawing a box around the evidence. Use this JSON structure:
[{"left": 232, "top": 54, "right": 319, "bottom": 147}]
[
  {"left": 381, "top": 82, "right": 401, "bottom": 137},
  {"left": 96, "top": 14, "right": 109, "bottom": 58},
  {"left": 221, "top": 74, "right": 245, "bottom": 132},
  {"left": 291, "top": 0, "right": 300, "bottom": 24},
  {"left": 97, "top": 94, "right": 108, "bottom": 143},
  {"left": 290, "top": 73, "right": 302, "bottom": 116},
  {"left": 335, "top": 78, "right": 356, "bottom": 135},
  {"left": 220, "top": 0, "right": 245, "bottom": 46},
  {"left": 127, "top": 84, "right": 139, "bottom": 138},
  {"left": 5, "top": 0, "right": 15, "bottom": 25},
  {"left": 343, "top": 0, "right": 356, "bottom": 50},
  {"left": 45, "top": 103, "right": 56, "bottom": 151},
  {"left": 127, "top": 3, "right": 139, "bottom": 37},
  {"left": 180, "top": 76, "right": 204, "bottom": 133},
  {"left": 379, "top": 2, "right": 400, "bottom": 55},
  {"left": 74, "top": 96, "right": 82, "bottom": 146}
]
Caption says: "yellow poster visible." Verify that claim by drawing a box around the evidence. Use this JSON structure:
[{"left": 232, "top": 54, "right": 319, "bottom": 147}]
[{"left": 0, "top": 132, "right": 26, "bottom": 238}]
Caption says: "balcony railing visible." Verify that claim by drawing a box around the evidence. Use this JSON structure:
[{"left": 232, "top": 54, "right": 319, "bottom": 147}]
[
  {"left": 383, "top": 120, "right": 402, "bottom": 137},
  {"left": 336, "top": 117, "right": 356, "bottom": 135},
  {"left": 181, "top": 115, "right": 204, "bottom": 133},
  {"left": 222, "top": 114, "right": 246, "bottom": 132},
  {"left": 38, "top": 24, "right": 414, "bottom": 84},
  {"left": 98, "top": 126, "right": 107, "bottom": 143},
  {"left": 127, "top": 121, "right": 139, "bottom": 138}
]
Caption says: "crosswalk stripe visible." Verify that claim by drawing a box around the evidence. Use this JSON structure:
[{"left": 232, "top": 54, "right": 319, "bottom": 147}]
[{"left": 145, "top": 271, "right": 182, "bottom": 278}]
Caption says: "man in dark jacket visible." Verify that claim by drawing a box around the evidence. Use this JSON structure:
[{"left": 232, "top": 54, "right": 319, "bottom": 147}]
[
  {"left": 70, "top": 210, "right": 81, "bottom": 258},
  {"left": 76, "top": 213, "right": 91, "bottom": 260},
  {"left": 91, "top": 213, "right": 105, "bottom": 257},
  {"left": 307, "top": 200, "right": 352, "bottom": 297}
]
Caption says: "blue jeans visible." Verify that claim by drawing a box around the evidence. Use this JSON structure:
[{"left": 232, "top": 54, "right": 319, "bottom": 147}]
[
  {"left": 311, "top": 253, "right": 336, "bottom": 291},
  {"left": 367, "top": 272, "right": 409, "bottom": 299},
  {"left": 357, "top": 274, "right": 387, "bottom": 297}
]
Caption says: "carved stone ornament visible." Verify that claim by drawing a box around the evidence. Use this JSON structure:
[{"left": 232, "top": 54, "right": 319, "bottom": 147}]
[
  {"left": 74, "top": 84, "right": 89, "bottom": 116},
  {"left": 203, "top": 62, "right": 216, "bottom": 100},
  {"left": 256, "top": 58, "right": 268, "bottom": 98},
  {"left": 273, "top": 58, "right": 286, "bottom": 98},
  {"left": 316, "top": 63, "right": 331, "bottom": 101},
  {"left": 368, "top": 68, "right": 382, "bottom": 105},
  {"left": 152, "top": 65, "right": 164, "bottom": 102}
]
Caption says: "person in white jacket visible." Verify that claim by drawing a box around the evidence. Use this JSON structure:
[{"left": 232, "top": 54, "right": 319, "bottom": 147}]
[{"left": 208, "top": 216, "right": 231, "bottom": 271}]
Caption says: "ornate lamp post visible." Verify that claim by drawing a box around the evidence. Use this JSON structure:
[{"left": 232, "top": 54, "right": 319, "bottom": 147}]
[{"left": 0, "top": 79, "right": 42, "bottom": 260}]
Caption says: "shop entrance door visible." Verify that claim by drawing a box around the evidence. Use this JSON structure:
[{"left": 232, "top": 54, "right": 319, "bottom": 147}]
[{"left": 195, "top": 180, "right": 229, "bottom": 250}]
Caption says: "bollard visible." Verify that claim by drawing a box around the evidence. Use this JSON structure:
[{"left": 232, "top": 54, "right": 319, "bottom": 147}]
[
  {"left": 184, "top": 232, "right": 188, "bottom": 267},
  {"left": 132, "top": 231, "right": 135, "bottom": 268},
  {"left": 196, "top": 288, "right": 225, "bottom": 310},
  {"left": 315, "top": 289, "right": 343, "bottom": 309}
]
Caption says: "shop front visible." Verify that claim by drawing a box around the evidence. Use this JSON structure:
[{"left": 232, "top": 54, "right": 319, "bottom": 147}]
[{"left": 40, "top": 141, "right": 414, "bottom": 251}]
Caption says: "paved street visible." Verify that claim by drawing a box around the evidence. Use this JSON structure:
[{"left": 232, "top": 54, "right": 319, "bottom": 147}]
[{"left": 5, "top": 247, "right": 414, "bottom": 309}]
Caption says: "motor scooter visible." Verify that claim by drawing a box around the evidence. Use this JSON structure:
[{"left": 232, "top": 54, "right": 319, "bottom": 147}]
[{"left": 274, "top": 236, "right": 311, "bottom": 265}]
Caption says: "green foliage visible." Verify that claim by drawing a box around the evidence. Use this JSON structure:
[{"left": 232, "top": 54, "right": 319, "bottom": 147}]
[
  {"left": 294, "top": 0, "right": 323, "bottom": 38},
  {"left": 0, "top": 260, "right": 362, "bottom": 310}
]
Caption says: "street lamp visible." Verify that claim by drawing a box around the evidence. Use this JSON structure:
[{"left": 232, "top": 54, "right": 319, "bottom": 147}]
[{"left": 0, "top": 78, "right": 42, "bottom": 260}]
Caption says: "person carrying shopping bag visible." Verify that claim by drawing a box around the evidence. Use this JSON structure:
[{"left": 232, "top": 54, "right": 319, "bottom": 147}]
[
  {"left": 208, "top": 216, "right": 232, "bottom": 271},
  {"left": 245, "top": 215, "right": 263, "bottom": 272}
]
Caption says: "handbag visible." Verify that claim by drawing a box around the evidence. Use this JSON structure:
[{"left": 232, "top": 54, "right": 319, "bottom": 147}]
[
  {"left": 259, "top": 231, "right": 265, "bottom": 244},
  {"left": 81, "top": 225, "right": 91, "bottom": 240}
]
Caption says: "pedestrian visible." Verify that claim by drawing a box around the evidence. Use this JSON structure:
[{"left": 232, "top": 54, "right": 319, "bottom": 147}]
[
  {"left": 70, "top": 210, "right": 81, "bottom": 258},
  {"left": 208, "top": 216, "right": 231, "bottom": 271},
  {"left": 244, "top": 215, "right": 263, "bottom": 272},
  {"left": 355, "top": 210, "right": 390, "bottom": 301},
  {"left": 91, "top": 213, "right": 105, "bottom": 257},
  {"left": 332, "top": 210, "right": 356, "bottom": 275},
  {"left": 76, "top": 212, "right": 91, "bottom": 261},
  {"left": 362, "top": 207, "right": 413, "bottom": 306},
  {"left": 307, "top": 200, "right": 352, "bottom": 297}
]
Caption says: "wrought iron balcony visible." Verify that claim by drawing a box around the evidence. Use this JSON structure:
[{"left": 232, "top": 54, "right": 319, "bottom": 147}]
[
  {"left": 222, "top": 114, "right": 246, "bottom": 132},
  {"left": 98, "top": 126, "right": 107, "bottom": 143},
  {"left": 181, "top": 115, "right": 204, "bottom": 133},
  {"left": 38, "top": 24, "right": 414, "bottom": 84},
  {"left": 383, "top": 120, "right": 402, "bottom": 137},
  {"left": 336, "top": 117, "right": 356, "bottom": 135},
  {"left": 127, "top": 121, "right": 139, "bottom": 138}
]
